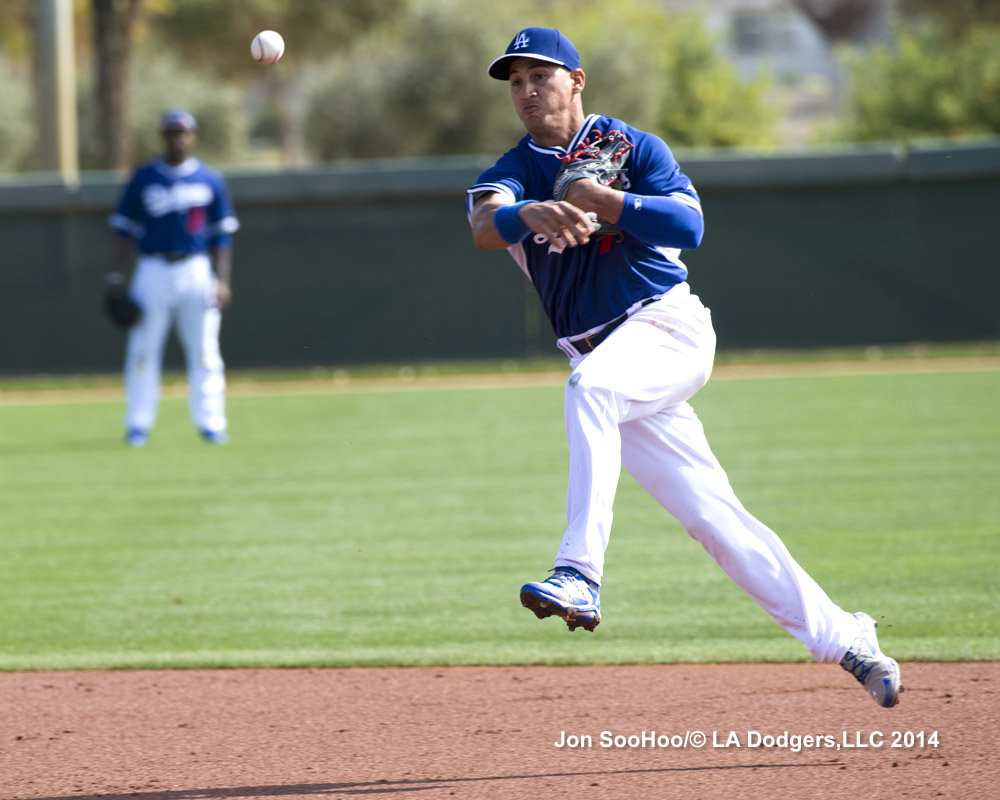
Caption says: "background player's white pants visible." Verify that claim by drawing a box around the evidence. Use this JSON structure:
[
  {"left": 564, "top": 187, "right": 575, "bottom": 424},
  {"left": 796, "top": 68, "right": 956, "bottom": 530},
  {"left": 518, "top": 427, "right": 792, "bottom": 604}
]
[
  {"left": 124, "top": 254, "right": 227, "bottom": 435},
  {"left": 554, "top": 282, "right": 858, "bottom": 663}
]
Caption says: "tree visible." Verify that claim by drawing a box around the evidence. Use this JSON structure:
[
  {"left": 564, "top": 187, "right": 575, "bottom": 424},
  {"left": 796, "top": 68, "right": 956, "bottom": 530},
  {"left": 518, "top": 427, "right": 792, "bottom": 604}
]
[
  {"left": 657, "top": 14, "right": 776, "bottom": 148},
  {"left": 147, "top": 0, "right": 405, "bottom": 76},
  {"left": 0, "top": 0, "right": 34, "bottom": 56},
  {"left": 304, "top": 1, "right": 776, "bottom": 160},
  {"left": 898, "top": 0, "right": 1000, "bottom": 36},
  {"left": 75, "top": 49, "right": 247, "bottom": 169},
  {"left": 303, "top": 5, "right": 524, "bottom": 160},
  {"left": 839, "top": 23, "right": 1000, "bottom": 141},
  {"left": 0, "top": 54, "right": 34, "bottom": 172},
  {"left": 92, "top": 0, "right": 142, "bottom": 170},
  {"left": 147, "top": 0, "right": 405, "bottom": 164},
  {"left": 0, "top": 0, "right": 92, "bottom": 172}
]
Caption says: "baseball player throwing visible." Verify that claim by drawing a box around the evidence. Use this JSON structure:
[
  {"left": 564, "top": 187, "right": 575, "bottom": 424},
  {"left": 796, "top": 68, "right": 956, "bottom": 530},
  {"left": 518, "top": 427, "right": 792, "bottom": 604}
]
[
  {"left": 108, "top": 109, "right": 239, "bottom": 446},
  {"left": 466, "top": 27, "right": 901, "bottom": 707}
]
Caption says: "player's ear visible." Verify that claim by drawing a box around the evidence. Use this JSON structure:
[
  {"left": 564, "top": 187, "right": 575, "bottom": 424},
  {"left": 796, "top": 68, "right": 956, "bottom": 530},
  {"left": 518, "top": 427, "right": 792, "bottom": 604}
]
[{"left": 570, "top": 68, "right": 586, "bottom": 95}]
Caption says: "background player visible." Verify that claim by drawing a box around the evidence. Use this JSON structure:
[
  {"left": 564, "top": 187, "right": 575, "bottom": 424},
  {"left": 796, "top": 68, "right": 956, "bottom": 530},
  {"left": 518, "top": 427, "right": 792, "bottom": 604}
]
[
  {"left": 107, "top": 109, "right": 239, "bottom": 446},
  {"left": 466, "top": 27, "right": 901, "bottom": 707}
]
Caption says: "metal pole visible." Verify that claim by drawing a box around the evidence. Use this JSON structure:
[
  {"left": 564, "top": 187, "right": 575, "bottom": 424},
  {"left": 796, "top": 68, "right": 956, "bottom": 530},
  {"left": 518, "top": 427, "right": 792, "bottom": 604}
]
[{"left": 36, "top": 0, "right": 79, "bottom": 184}]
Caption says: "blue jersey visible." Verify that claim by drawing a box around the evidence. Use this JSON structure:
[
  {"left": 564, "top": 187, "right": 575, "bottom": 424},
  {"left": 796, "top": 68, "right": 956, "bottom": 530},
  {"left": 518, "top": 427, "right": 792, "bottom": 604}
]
[
  {"left": 110, "top": 158, "right": 239, "bottom": 255},
  {"left": 466, "top": 114, "right": 703, "bottom": 338}
]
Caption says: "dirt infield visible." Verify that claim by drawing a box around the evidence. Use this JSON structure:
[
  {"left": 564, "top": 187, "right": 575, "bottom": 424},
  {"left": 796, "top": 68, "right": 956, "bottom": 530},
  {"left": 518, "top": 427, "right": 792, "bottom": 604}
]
[{"left": 1, "top": 662, "right": 996, "bottom": 800}]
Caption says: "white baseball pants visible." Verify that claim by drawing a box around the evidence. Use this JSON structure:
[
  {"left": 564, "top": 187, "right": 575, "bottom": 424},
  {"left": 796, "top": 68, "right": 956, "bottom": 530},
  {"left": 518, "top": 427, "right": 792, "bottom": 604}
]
[
  {"left": 554, "top": 282, "right": 859, "bottom": 663},
  {"left": 124, "top": 253, "right": 227, "bottom": 435}
]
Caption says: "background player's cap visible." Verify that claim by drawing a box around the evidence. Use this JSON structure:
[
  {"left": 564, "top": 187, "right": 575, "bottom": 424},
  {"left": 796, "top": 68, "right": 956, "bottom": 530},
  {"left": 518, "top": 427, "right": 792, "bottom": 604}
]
[
  {"left": 488, "top": 27, "right": 580, "bottom": 80},
  {"left": 159, "top": 109, "right": 197, "bottom": 133}
]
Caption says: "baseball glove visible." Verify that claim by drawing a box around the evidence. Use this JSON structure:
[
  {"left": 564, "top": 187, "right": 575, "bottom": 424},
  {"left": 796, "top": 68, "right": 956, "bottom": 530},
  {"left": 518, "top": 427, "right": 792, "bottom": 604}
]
[
  {"left": 553, "top": 130, "right": 634, "bottom": 235},
  {"left": 103, "top": 273, "right": 141, "bottom": 328}
]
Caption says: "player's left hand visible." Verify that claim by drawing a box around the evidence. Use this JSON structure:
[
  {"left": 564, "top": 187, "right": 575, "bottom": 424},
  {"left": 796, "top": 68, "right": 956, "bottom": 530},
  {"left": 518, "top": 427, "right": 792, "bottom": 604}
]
[
  {"left": 216, "top": 281, "right": 232, "bottom": 310},
  {"left": 560, "top": 181, "right": 625, "bottom": 232},
  {"left": 103, "top": 272, "right": 141, "bottom": 328},
  {"left": 520, "top": 200, "right": 598, "bottom": 248}
]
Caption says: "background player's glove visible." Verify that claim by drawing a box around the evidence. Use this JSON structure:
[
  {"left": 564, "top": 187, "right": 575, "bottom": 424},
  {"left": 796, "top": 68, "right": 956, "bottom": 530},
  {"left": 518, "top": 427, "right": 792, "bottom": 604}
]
[
  {"left": 103, "top": 272, "right": 141, "bottom": 328},
  {"left": 553, "top": 130, "right": 634, "bottom": 235}
]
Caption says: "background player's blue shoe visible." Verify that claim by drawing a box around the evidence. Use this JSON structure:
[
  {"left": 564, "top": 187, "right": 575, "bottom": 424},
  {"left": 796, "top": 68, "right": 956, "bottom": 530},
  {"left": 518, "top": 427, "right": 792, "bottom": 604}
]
[
  {"left": 520, "top": 567, "right": 601, "bottom": 632},
  {"left": 840, "top": 612, "right": 902, "bottom": 707},
  {"left": 125, "top": 429, "right": 148, "bottom": 447},
  {"left": 200, "top": 429, "right": 229, "bottom": 444}
]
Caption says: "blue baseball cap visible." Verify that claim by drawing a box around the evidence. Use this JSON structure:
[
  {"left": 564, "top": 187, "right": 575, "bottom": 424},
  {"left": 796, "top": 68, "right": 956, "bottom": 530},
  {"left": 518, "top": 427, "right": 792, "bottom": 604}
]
[
  {"left": 488, "top": 27, "right": 581, "bottom": 80},
  {"left": 159, "top": 109, "right": 197, "bottom": 132}
]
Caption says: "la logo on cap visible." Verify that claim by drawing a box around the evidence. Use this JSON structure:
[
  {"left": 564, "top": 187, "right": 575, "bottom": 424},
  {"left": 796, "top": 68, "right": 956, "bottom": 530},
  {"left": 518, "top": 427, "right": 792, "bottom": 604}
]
[{"left": 487, "top": 27, "right": 581, "bottom": 80}]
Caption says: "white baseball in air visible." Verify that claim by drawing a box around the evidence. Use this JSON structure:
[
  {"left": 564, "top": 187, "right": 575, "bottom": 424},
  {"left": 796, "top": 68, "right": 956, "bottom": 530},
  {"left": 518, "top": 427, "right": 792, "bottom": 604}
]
[{"left": 251, "top": 30, "right": 285, "bottom": 64}]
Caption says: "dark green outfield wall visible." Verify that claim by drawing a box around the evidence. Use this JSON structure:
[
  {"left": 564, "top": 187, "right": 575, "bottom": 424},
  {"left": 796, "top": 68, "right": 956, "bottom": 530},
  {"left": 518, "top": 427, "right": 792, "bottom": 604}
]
[{"left": 1, "top": 140, "right": 998, "bottom": 374}]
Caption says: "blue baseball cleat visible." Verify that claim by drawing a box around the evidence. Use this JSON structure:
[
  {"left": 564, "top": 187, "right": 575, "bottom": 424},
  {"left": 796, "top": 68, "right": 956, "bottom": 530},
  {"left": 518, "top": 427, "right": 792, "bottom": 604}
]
[
  {"left": 125, "top": 429, "right": 148, "bottom": 447},
  {"left": 840, "top": 612, "right": 902, "bottom": 707},
  {"left": 200, "top": 429, "right": 229, "bottom": 444},
  {"left": 520, "top": 566, "right": 601, "bottom": 632}
]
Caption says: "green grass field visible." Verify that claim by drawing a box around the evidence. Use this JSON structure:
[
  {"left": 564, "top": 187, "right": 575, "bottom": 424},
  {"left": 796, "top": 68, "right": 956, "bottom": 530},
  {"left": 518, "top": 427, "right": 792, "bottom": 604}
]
[{"left": 0, "top": 362, "right": 997, "bottom": 670}]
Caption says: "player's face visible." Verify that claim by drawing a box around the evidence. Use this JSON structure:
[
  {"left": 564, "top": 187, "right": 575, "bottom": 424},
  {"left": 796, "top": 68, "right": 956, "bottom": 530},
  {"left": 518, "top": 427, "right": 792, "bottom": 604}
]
[
  {"left": 162, "top": 130, "right": 196, "bottom": 164},
  {"left": 508, "top": 59, "right": 582, "bottom": 141}
]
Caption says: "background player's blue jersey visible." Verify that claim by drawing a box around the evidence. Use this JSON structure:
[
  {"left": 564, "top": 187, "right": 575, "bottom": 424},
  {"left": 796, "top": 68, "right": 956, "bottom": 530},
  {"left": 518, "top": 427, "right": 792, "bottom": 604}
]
[
  {"left": 110, "top": 158, "right": 239, "bottom": 256},
  {"left": 466, "top": 114, "right": 703, "bottom": 338}
]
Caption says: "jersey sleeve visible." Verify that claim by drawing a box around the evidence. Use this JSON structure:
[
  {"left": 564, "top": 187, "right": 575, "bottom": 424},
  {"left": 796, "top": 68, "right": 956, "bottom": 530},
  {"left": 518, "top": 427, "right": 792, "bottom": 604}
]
[
  {"left": 108, "top": 171, "right": 146, "bottom": 240},
  {"left": 204, "top": 172, "right": 239, "bottom": 249},
  {"left": 616, "top": 128, "right": 704, "bottom": 248},
  {"left": 628, "top": 131, "right": 701, "bottom": 210},
  {"left": 465, "top": 146, "right": 530, "bottom": 218}
]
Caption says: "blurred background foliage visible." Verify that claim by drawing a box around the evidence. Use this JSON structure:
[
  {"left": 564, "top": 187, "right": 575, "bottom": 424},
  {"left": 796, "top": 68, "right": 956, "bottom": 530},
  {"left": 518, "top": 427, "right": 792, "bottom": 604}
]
[
  {"left": 75, "top": 52, "right": 249, "bottom": 167},
  {"left": 558, "top": 4, "right": 777, "bottom": 148},
  {"left": 839, "top": 24, "right": 1000, "bottom": 141},
  {"left": 0, "top": 0, "right": 998, "bottom": 174},
  {"left": 0, "top": 55, "right": 34, "bottom": 172}
]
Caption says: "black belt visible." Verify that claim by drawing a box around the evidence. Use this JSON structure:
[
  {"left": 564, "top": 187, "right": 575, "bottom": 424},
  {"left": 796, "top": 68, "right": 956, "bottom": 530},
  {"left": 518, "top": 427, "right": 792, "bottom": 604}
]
[
  {"left": 155, "top": 252, "right": 197, "bottom": 263},
  {"left": 570, "top": 297, "right": 658, "bottom": 355}
]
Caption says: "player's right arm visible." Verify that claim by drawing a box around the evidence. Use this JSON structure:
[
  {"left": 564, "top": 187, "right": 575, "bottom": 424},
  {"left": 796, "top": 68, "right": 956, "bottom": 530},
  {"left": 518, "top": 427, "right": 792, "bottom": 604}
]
[
  {"left": 469, "top": 192, "right": 518, "bottom": 250},
  {"left": 107, "top": 171, "right": 144, "bottom": 281},
  {"left": 469, "top": 191, "right": 597, "bottom": 251}
]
